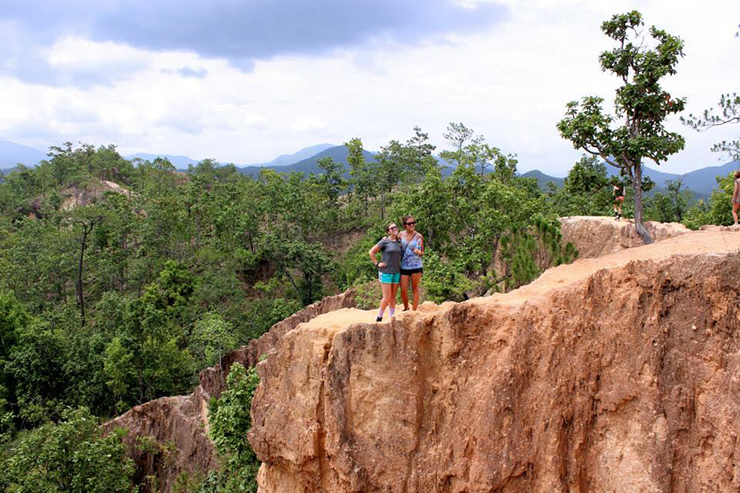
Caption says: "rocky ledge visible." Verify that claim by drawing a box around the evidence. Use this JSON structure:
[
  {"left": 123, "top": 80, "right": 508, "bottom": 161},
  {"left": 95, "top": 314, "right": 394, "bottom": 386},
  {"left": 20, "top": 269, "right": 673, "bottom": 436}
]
[
  {"left": 559, "top": 216, "right": 690, "bottom": 259},
  {"left": 250, "top": 230, "right": 740, "bottom": 492}
]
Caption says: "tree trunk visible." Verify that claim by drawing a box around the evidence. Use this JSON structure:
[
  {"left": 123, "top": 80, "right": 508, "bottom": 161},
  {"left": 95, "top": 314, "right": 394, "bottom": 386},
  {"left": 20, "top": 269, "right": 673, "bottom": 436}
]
[
  {"left": 632, "top": 165, "right": 653, "bottom": 244},
  {"left": 76, "top": 221, "right": 94, "bottom": 326}
]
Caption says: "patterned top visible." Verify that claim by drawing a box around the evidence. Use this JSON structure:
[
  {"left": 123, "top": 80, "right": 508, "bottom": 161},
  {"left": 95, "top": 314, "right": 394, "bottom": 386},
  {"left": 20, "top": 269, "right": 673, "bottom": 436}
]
[
  {"left": 400, "top": 233, "right": 423, "bottom": 270},
  {"left": 733, "top": 178, "right": 740, "bottom": 204}
]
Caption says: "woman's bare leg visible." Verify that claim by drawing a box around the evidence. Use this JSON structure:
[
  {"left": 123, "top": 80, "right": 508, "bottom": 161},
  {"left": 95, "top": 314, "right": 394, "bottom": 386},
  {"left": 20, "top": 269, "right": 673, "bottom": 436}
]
[
  {"left": 390, "top": 283, "right": 399, "bottom": 314},
  {"left": 378, "top": 282, "right": 392, "bottom": 319},
  {"left": 411, "top": 273, "right": 422, "bottom": 310},
  {"left": 733, "top": 203, "right": 739, "bottom": 225},
  {"left": 400, "top": 275, "right": 410, "bottom": 310}
]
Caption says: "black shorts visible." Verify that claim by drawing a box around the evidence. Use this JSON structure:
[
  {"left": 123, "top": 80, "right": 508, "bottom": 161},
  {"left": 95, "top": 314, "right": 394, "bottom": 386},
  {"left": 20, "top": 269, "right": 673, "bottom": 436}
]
[{"left": 400, "top": 267, "right": 423, "bottom": 276}]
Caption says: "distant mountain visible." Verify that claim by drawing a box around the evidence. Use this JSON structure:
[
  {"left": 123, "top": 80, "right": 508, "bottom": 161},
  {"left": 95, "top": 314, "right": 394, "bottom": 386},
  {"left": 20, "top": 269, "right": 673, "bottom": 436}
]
[
  {"left": 126, "top": 153, "right": 200, "bottom": 168},
  {"left": 605, "top": 161, "right": 739, "bottom": 198},
  {"left": 126, "top": 144, "right": 336, "bottom": 169},
  {"left": 238, "top": 145, "right": 375, "bottom": 177},
  {"left": 0, "top": 139, "right": 47, "bottom": 168},
  {"left": 681, "top": 161, "right": 739, "bottom": 196},
  {"left": 606, "top": 165, "right": 678, "bottom": 190},
  {"left": 520, "top": 170, "right": 564, "bottom": 189},
  {"left": 260, "top": 143, "right": 335, "bottom": 167}
]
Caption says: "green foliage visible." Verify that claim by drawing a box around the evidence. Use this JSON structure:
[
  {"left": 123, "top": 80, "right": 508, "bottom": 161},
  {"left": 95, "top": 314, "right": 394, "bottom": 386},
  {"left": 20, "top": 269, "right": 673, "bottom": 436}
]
[
  {"left": 0, "top": 407, "right": 134, "bottom": 493},
  {"left": 682, "top": 172, "right": 737, "bottom": 226},
  {"left": 421, "top": 250, "right": 473, "bottom": 303},
  {"left": 644, "top": 179, "right": 692, "bottom": 223},
  {"left": 201, "top": 363, "right": 260, "bottom": 493},
  {"left": 352, "top": 280, "right": 382, "bottom": 310},
  {"left": 557, "top": 10, "right": 686, "bottom": 242},
  {"left": 336, "top": 232, "right": 383, "bottom": 290},
  {"left": 190, "top": 313, "right": 237, "bottom": 368},
  {"left": 263, "top": 234, "right": 334, "bottom": 305},
  {"left": 564, "top": 155, "right": 608, "bottom": 195},
  {"left": 0, "top": 128, "right": 589, "bottom": 487},
  {"left": 0, "top": 291, "right": 31, "bottom": 436}
]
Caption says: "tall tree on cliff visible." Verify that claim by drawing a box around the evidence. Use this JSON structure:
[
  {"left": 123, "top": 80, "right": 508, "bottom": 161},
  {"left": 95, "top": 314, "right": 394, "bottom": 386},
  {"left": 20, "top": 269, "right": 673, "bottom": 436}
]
[{"left": 557, "top": 10, "right": 686, "bottom": 243}]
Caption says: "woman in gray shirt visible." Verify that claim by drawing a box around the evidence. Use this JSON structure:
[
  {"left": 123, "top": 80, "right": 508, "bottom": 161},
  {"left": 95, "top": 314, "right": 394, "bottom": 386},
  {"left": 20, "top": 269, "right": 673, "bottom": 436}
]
[{"left": 369, "top": 222, "right": 402, "bottom": 322}]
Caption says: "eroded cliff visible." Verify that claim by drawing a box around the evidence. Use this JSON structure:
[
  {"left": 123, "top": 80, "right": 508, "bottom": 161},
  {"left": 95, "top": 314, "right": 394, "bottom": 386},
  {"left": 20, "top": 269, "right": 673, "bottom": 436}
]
[
  {"left": 559, "top": 215, "right": 690, "bottom": 258},
  {"left": 104, "top": 289, "right": 357, "bottom": 492},
  {"left": 250, "top": 230, "right": 740, "bottom": 492}
]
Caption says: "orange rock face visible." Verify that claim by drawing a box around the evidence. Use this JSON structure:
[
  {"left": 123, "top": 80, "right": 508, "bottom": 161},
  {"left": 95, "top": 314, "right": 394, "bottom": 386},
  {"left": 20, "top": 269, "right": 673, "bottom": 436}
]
[
  {"left": 560, "top": 216, "right": 690, "bottom": 259},
  {"left": 105, "top": 289, "right": 357, "bottom": 492},
  {"left": 250, "top": 231, "right": 740, "bottom": 492}
]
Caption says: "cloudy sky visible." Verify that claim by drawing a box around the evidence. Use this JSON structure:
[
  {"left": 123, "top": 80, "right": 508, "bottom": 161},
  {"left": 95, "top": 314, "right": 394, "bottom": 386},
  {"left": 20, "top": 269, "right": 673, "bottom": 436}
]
[{"left": 0, "top": 0, "right": 738, "bottom": 175}]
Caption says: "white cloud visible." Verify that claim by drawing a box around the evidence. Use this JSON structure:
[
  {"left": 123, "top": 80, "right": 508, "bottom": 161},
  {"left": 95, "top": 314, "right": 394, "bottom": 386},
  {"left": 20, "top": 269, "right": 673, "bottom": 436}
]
[{"left": 1, "top": 0, "right": 739, "bottom": 173}]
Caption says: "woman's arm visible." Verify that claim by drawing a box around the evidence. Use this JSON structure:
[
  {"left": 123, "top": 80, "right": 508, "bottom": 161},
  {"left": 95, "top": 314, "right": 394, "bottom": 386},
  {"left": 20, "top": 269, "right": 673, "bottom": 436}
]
[
  {"left": 414, "top": 234, "right": 424, "bottom": 256},
  {"left": 369, "top": 243, "right": 386, "bottom": 268}
]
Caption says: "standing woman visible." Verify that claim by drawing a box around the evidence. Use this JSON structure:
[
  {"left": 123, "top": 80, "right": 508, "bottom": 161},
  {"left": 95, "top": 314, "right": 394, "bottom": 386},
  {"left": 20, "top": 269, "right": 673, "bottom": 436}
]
[
  {"left": 732, "top": 170, "right": 740, "bottom": 226},
  {"left": 400, "top": 216, "right": 424, "bottom": 311},
  {"left": 613, "top": 181, "right": 625, "bottom": 220},
  {"left": 369, "top": 223, "right": 402, "bottom": 322}
]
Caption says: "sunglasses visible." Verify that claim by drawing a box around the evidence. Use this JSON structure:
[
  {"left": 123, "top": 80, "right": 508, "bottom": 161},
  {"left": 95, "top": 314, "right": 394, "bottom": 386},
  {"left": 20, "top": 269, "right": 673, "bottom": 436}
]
[
  {"left": 387, "top": 226, "right": 398, "bottom": 231},
  {"left": 404, "top": 221, "right": 416, "bottom": 226}
]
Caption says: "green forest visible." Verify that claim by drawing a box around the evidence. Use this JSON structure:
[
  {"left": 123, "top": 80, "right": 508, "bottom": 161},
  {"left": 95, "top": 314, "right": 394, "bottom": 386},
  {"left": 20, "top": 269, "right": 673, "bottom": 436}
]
[{"left": 0, "top": 10, "right": 738, "bottom": 493}]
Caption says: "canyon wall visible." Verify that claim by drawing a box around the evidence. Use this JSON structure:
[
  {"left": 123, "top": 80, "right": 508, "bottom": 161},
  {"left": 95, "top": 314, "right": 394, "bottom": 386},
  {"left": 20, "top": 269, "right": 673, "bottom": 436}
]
[
  {"left": 250, "top": 230, "right": 740, "bottom": 492},
  {"left": 105, "top": 289, "right": 356, "bottom": 492}
]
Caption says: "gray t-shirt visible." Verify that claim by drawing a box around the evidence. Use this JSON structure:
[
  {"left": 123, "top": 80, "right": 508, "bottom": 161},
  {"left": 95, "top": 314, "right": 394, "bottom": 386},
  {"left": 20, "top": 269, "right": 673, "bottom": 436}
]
[{"left": 376, "top": 237, "right": 402, "bottom": 274}]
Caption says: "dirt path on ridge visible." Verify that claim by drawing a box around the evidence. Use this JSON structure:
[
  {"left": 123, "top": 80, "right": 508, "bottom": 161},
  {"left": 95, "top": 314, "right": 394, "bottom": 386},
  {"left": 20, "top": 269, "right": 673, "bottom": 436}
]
[{"left": 297, "top": 229, "right": 740, "bottom": 332}]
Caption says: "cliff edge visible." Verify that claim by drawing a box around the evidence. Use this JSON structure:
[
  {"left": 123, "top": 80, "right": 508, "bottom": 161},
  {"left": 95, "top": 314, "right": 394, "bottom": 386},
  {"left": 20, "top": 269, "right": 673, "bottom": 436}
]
[
  {"left": 559, "top": 216, "right": 690, "bottom": 259},
  {"left": 250, "top": 230, "right": 740, "bottom": 492}
]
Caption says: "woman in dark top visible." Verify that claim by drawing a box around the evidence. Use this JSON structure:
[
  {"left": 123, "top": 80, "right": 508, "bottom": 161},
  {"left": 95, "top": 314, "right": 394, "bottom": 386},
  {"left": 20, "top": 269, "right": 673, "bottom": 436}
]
[{"left": 369, "top": 222, "right": 402, "bottom": 322}]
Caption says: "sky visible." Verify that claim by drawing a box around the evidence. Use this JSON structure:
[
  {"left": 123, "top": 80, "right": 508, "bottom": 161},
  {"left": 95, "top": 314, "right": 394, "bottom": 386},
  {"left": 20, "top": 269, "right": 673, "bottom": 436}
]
[{"left": 0, "top": 0, "right": 738, "bottom": 176}]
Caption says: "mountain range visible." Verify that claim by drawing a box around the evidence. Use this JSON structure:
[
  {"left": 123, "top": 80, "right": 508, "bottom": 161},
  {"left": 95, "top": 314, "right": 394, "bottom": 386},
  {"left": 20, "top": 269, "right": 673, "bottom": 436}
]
[{"left": 1, "top": 138, "right": 737, "bottom": 198}]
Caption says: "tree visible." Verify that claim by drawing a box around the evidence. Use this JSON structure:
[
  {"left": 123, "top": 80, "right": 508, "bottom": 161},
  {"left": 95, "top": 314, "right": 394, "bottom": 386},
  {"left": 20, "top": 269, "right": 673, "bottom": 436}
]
[
  {"left": 190, "top": 313, "right": 237, "bottom": 368},
  {"left": 564, "top": 155, "right": 608, "bottom": 195},
  {"left": 683, "top": 93, "right": 740, "bottom": 160},
  {"left": 403, "top": 126, "right": 439, "bottom": 179},
  {"left": 0, "top": 291, "right": 30, "bottom": 433},
  {"left": 346, "top": 138, "right": 374, "bottom": 215},
  {"left": 316, "top": 156, "right": 346, "bottom": 206},
  {"left": 557, "top": 10, "right": 686, "bottom": 243},
  {"left": 656, "top": 178, "right": 690, "bottom": 222},
  {"left": 0, "top": 407, "right": 134, "bottom": 493},
  {"left": 263, "top": 235, "right": 333, "bottom": 305},
  {"left": 200, "top": 363, "right": 260, "bottom": 493}
]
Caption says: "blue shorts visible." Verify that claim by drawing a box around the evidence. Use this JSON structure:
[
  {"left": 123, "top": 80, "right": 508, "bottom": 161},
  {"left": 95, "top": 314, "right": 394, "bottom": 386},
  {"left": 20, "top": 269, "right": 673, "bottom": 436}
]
[{"left": 379, "top": 272, "right": 400, "bottom": 284}]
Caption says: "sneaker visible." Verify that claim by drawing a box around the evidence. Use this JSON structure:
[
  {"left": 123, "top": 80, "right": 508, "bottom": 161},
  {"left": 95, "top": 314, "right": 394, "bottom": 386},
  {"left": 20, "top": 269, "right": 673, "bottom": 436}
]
[{"left": 375, "top": 316, "right": 383, "bottom": 322}]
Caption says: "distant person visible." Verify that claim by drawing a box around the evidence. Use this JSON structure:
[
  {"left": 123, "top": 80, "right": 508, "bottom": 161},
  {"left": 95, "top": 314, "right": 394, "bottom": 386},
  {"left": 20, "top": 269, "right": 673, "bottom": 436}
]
[
  {"left": 369, "top": 222, "right": 402, "bottom": 322},
  {"left": 613, "top": 182, "right": 625, "bottom": 220},
  {"left": 399, "top": 216, "right": 424, "bottom": 311},
  {"left": 733, "top": 170, "right": 740, "bottom": 226}
]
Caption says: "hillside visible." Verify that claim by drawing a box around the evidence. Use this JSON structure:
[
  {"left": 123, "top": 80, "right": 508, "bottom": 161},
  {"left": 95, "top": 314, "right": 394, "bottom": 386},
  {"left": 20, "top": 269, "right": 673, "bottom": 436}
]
[
  {"left": 104, "top": 219, "right": 740, "bottom": 491},
  {"left": 520, "top": 169, "right": 564, "bottom": 189},
  {"left": 237, "top": 145, "right": 376, "bottom": 177}
]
